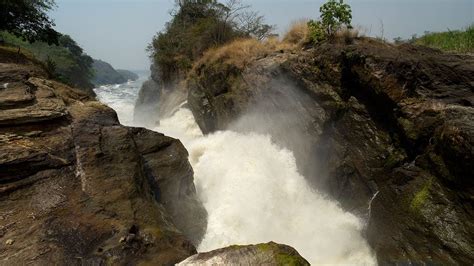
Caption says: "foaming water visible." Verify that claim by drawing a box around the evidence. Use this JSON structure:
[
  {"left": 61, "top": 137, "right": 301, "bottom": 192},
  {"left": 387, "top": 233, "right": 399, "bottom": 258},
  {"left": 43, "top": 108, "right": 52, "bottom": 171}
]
[
  {"left": 93, "top": 73, "right": 148, "bottom": 126},
  {"left": 155, "top": 108, "right": 376, "bottom": 265}
]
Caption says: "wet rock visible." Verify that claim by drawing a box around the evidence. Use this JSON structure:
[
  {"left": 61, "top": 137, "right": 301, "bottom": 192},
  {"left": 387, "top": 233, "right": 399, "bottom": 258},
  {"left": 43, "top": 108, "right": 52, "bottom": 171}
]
[
  {"left": 0, "top": 49, "right": 205, "bottom": 265},
  {"left": 134, "top": 79, "right": 160, "bottom": 126},
  {"left": 134, "top": 63, "right": 188, "bottom": 125},
  {"left": 178, "top": 242, "right": 310, "bottom": 266}
]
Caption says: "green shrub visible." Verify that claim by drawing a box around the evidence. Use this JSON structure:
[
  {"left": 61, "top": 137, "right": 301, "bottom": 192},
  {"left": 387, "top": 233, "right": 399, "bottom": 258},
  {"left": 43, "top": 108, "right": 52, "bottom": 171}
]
[
  {"left": 307, "top": 0, "right": 352, "bottom": 44},
  {"left": 307, "top": 20, "right": 326, "bottom": 43}
]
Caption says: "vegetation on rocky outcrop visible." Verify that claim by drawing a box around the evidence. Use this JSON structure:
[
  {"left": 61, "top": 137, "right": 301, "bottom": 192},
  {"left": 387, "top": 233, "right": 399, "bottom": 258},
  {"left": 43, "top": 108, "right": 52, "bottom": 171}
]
[
  {"left": 147, "top": 0, "right": 273, "bottom": 84},
  {"left": 308, "top": 0, "right": 353, "bottom": 44}
]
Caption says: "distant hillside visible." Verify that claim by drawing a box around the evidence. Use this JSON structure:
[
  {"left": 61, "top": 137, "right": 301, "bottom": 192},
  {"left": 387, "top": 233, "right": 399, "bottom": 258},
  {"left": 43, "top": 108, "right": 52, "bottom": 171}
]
[
  {"left": 92, "top": 59, "right": 138, "bottom": 86},
  {"left": 117, "top": 69, "right": 139, "bottom": 81},
  {"left": 0, "top": 31, "right": 95, "bottom": 95}
]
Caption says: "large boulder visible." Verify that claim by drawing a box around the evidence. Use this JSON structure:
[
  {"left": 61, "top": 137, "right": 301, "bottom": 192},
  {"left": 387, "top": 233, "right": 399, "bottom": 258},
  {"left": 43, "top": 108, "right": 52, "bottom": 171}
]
[
  {"left": 178, "top": 242, "right": 309, "bottom": 266},
  {"left": 187, "top": 38, "right": 474, "bottom": 264},
  {"left": 0, "top": 50, "right": 206, "bottom": 265}
]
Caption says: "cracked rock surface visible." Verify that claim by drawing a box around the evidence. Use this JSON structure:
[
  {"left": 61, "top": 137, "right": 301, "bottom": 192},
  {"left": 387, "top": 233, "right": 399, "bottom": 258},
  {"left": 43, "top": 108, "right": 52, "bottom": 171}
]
[{"left": 0, "top": 49, "right": 206, "bottom": 265}]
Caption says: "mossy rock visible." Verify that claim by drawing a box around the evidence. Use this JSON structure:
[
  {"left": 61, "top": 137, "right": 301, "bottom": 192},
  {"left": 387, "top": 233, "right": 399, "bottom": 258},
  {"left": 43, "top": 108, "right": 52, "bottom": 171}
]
[
  {"left": 179, "top": 242, "right": 310, "bottom": 265},
  {"left": 410, "top": 177, "right": 433, "bottom": 212}
]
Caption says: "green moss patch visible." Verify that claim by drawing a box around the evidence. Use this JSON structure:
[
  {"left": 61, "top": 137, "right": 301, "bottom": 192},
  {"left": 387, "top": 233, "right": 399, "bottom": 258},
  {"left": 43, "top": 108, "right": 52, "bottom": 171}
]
[
  {"left": 275, "top": 253, "right": 310, "bottom": 266},
  {"left": 410, "top": 178, "right": 433, "bottom": 211}
]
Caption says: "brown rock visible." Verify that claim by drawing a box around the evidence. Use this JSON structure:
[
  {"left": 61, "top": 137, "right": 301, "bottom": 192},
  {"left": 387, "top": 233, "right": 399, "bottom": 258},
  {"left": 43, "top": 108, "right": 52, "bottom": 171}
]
[{"left": 0, "top": 49, "right": 206, "bottom": 265}]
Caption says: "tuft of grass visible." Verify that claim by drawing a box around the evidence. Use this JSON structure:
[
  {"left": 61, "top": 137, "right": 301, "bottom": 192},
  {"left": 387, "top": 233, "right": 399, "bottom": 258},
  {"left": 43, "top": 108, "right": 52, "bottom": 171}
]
[
  {"left": 193, "top": 35, "right": 299, "bottom": 75},
  {"left": 415, "top": 25, "right": 474, "bottom": 53},
  {"left": 283, "top": 20, "right": 310, "bottom": 46},
  {"left": 334, "top": 26, "right": 360, "bottom": 44},
  {"left": 195, "top": 38, "right": 268, "bottom": 71}
]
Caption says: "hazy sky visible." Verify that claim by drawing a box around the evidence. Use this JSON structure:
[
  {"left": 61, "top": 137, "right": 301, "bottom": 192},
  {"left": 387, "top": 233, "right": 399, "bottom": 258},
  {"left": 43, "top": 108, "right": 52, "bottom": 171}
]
[{"left": 52, "top": 0, "right": 473, "bottom": 70}]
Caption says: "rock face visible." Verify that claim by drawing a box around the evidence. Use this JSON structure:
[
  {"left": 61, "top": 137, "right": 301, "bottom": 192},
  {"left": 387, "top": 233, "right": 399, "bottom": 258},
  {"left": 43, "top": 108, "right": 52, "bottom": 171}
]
[
  {"left": 0, "top": 50, "right": 206, "bottom": 264},
  {"left": 134, "top": 63, "right": 187, "bottom": 125},
  {"left": 178, "top": 242, "right": 309, "bottom": 266},
  {"left": 187, "top": 38, "right": 474, "bottom": 264}
]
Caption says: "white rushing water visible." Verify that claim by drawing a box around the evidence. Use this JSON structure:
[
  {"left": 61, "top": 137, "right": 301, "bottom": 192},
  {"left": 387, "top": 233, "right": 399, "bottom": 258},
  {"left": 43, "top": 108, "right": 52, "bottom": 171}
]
[
  {"left": 94, "top": 72, "right": 148, "bottom": 126},
  {"left": 95, "top": 80, "right": 377, "bottom": 265}
]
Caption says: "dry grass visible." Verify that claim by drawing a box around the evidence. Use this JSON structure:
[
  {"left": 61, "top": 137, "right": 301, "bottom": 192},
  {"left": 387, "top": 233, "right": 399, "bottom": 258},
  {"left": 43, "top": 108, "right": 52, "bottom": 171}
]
[
  {"left": 192, "top": 20, "right": 363, "bottom": 76},
  {"left": 333, "top": 27, "right": 360, "bottom": 44},
  {"left": 193, "top": 35, "right": 301, "bottom": 74},
  {"left": 282, "top": 20, "right": 310, "bottom": 46},
  {"left": 194, "top": 38, "right": 271, "bottom": 72}
]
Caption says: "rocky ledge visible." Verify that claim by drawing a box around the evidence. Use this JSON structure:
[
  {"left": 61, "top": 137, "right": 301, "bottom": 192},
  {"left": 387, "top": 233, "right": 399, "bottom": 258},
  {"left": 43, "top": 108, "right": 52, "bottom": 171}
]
[
  {"left": 187, "top": 38, "right": 474, "bottom": 264},
  {"left": 0, "top": 49, "right": 208, "bottom": 265}
]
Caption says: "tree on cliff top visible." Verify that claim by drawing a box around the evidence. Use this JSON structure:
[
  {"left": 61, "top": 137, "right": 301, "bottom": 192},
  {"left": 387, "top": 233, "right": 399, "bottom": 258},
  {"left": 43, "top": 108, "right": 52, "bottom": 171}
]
[
  {"left": 0, "top": 0, "right": 60, "bottom": 44},
  {"left": 148, "top": 0, "right": 274, "bottom": 83},
  {"left": 308, "top": 0, "right": 352, "bottom": 43}
]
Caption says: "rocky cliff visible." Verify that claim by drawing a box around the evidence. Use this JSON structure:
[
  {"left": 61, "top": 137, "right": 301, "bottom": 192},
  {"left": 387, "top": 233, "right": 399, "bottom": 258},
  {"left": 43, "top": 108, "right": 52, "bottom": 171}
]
[
  {"left": 134, "top": 63, "right": 188, "bottom": 127},
  {"left": 0, "top": 48, "right": 207, "bottom": 265},
  {"left": 187, "top": 38, "right": 474, "bottom": 264}
]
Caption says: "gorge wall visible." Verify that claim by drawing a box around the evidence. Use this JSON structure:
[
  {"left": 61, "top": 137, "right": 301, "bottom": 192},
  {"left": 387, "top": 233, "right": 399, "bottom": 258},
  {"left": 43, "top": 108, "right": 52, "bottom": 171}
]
[
  {"left": 134, "top": 63, "right": 187, "bottom": 127},
  {"left": 176, "top": 38, "right": 473, "bottom": 264}
]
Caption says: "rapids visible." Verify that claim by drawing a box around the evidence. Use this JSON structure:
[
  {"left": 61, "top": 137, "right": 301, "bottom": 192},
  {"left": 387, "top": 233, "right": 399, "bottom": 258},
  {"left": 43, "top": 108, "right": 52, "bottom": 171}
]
[{"left": 94, "top": 80, "right": 377, "bottom": 265}]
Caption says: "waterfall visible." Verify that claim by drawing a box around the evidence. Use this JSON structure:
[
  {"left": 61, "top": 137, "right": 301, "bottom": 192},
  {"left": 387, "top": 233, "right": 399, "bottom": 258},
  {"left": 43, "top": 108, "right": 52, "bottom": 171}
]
[
  {"left": 155, "top": 107, "right": 376, "bottom": 265},
  {"left": 94, "top": 83, "right": 377, "bottom": 264}
]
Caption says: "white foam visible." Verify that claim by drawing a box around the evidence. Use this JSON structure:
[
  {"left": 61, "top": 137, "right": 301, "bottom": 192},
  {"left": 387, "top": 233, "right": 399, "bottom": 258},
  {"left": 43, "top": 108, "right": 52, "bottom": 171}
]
[
  {"left": 155, "top": 107, "right": 376, "bottom": 265},
  {"left": 94, "top": 74, "right": 147, "bottom": 126}
]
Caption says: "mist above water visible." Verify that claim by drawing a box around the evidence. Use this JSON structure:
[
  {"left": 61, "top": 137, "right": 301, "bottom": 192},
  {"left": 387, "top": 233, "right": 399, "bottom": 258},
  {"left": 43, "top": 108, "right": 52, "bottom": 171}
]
[{"left": 95, "top": 80, "right": 376, "bottom": 264}]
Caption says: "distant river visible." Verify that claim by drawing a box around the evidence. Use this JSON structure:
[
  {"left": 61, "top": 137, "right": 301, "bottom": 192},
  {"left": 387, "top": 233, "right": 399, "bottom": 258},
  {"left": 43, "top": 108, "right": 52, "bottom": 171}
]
[{"left": 93, "top": 72, "right": 148, "bottom": 126}]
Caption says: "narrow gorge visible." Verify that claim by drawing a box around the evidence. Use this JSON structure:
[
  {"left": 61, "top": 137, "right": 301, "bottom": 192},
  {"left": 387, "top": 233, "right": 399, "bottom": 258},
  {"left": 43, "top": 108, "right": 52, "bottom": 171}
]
[{"left": 131, "top": 37, "right": 474, "bottom": 264}]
